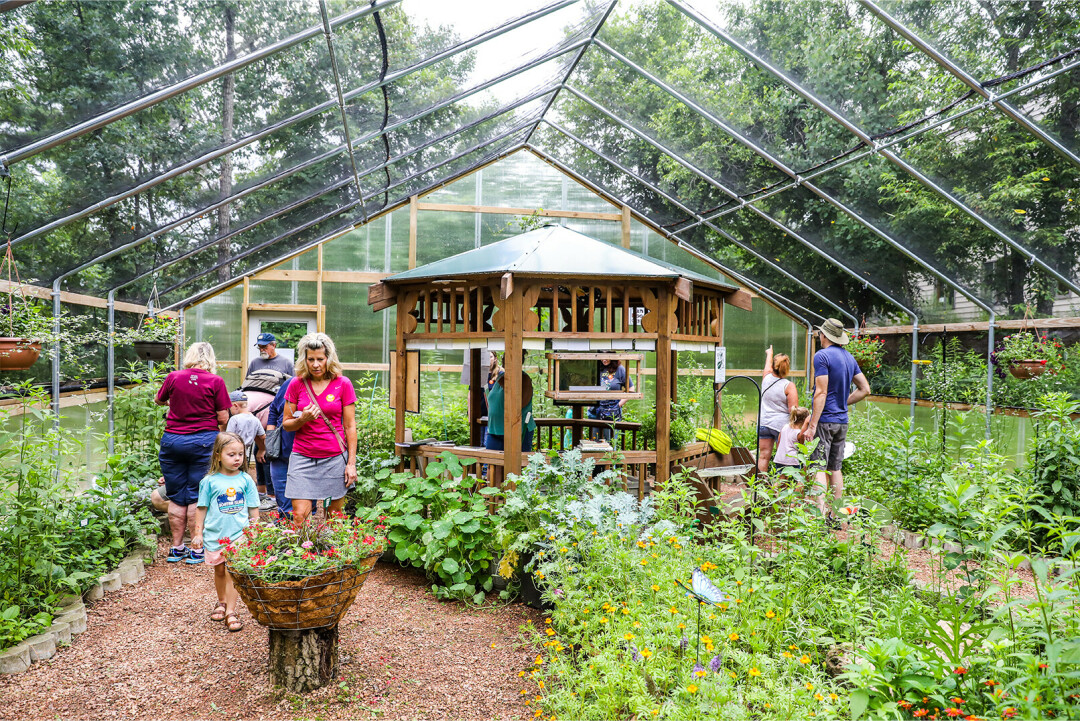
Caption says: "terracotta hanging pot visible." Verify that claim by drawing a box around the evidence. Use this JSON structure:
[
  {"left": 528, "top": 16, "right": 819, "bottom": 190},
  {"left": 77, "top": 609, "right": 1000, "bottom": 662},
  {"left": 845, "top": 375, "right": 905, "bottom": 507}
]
[
  {"left": 1008, "top": 359, "right": 1048, "bottom": 380},
  {"left": 133, "top": 340, "right": 173, "bottom": 362},
  {"left": 0, "top": 337, "right": 42, "bottom": 371}
]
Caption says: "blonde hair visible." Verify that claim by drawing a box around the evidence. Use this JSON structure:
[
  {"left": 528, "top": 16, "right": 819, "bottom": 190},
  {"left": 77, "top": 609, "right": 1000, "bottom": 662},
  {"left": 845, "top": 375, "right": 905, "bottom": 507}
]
[
  {"left": 790, "top": 406, "right": 810, "bottom": 426},
  {"left": 183, "top": 341, "right": 216, "bottom": 372},
  {"left": 772, "top": 353, "right": 791, "bottom": 379},
  {"left": 295, "top": 332, "right": 344, "bottom": 380},
  {"left": 208, "top": 432, "right": 245, "bottom": 475}
]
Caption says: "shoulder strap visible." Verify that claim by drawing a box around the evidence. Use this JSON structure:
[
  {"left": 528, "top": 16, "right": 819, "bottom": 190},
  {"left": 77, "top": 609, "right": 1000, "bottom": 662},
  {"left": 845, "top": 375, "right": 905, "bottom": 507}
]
[{"left": 302, "top": 378, "right": 348, "bottom": 458}]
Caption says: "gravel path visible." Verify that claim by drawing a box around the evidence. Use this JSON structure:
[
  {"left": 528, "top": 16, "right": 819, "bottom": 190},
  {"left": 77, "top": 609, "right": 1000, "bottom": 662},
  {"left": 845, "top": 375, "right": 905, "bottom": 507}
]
[{"left": 0, "top": 541, "right": 542, "bottom": 720}]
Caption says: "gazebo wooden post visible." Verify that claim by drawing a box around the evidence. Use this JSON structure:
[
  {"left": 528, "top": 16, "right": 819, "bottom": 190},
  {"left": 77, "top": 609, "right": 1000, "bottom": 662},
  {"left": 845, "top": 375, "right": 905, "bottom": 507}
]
[
  {"left": 503, "top": 284, "right": 523, "bottom": 475},
  {"left": 654, "top": 287, "right": 673, "bottom": 485},
  {"left": 394, "top": 301, "right": 408, "bottom": 445}
]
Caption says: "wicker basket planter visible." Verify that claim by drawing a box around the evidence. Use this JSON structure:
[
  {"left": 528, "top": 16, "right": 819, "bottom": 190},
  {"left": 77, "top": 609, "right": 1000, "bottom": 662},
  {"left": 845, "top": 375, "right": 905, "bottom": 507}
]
[{"left": 229, "top": 552, "right": 379, "bottom": 631}]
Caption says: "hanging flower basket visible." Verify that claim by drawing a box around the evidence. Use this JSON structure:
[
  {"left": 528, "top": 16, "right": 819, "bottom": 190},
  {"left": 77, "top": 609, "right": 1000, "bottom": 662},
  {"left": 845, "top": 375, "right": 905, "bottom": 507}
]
[
  {"left": 1008, "top": 359, "right": 1049, "bottom": 380},
  {"left": 0, "top": 337, "right": 41, "bottom": 371},
  {"left": 222, "top": 513, "right": 387, "bottom": 630},
  {"left": 133, "top": 340, "right": 173, "bottom": 362},
  {"left": 229, "top": 554, "right": 379, "bottom": 630}
]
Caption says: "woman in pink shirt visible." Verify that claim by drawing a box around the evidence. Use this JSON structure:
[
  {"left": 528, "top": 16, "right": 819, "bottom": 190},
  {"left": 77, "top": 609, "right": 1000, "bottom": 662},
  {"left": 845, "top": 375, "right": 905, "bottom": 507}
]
[
  {"left": 282, "top": 333, "right": 357, "bottom": 525},
  {"left": 155, "top": 342, "right": 231, "bottom": 564}
]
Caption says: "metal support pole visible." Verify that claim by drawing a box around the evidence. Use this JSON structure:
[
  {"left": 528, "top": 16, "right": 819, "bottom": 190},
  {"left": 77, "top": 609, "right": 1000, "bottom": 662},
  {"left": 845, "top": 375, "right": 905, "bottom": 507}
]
[
  {"left": 319, "top": 0, "right": 367, "bottom": 221},
  {"left": 107, "top": 290, "right": 116, "bottom": 454},
  {"left": 910, "top": 318, "right": 918, "bottom": 421},
  {"left": 986, "top": 314, "right": 995, "bottom": 441},
  {"left": 50, "top": 279, "right": 61, "bottom": 420}
]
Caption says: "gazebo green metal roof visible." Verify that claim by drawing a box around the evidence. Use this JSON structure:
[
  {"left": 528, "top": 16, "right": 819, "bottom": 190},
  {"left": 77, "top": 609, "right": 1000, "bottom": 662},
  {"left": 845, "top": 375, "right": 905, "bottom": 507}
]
[{"left": 383, "top": 224, "right": 738, "bottom": 292}]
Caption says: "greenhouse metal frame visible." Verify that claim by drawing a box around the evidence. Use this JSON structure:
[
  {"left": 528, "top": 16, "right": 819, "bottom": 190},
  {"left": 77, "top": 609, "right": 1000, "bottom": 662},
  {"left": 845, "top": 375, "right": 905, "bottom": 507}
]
[{"left": 2, "top": 0, "right": 1079, "bottom": 437}]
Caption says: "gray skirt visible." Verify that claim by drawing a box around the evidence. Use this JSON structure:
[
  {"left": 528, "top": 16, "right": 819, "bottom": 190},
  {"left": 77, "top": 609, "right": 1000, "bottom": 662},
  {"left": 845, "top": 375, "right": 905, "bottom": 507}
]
[{"left": 286, "top": 453, "right": 348, "bottom": 501}]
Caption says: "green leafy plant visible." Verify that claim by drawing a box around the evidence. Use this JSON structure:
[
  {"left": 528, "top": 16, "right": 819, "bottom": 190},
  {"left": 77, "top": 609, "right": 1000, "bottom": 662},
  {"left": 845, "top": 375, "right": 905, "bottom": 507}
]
[
  {"left": 357, "top": 452, "right": 498, "bottom": 603},
  {"left": 115, "top": 314, "right": 179, "bottom": 344},
  {"left": 1027, "top": 393, "right": 1080, "bottom": 537},
  {"left": 846, "top": 335, "right": 884, "bottom": 375}
]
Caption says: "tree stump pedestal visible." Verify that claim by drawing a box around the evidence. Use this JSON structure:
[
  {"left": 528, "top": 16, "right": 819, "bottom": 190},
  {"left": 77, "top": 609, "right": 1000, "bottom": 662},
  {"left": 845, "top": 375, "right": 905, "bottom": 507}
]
[{"left": 268, "top": 625, "right": 339, "bottom": 693}]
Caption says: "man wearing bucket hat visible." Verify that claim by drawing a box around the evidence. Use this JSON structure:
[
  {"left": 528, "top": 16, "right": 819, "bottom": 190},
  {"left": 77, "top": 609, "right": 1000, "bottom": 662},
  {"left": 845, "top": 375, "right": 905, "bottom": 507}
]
[{"left": 800, "top": 318, "right": 871, "bottom": 523}]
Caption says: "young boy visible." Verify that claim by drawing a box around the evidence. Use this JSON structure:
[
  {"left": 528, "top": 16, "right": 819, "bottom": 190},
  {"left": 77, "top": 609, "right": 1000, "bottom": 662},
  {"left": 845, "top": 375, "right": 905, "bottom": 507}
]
[{"left": 225, "top": 391, "right": 266, "bottom": 474}]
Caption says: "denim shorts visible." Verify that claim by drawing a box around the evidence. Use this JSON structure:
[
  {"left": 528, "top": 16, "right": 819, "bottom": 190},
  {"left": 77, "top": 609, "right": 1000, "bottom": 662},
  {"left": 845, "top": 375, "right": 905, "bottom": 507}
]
[
  {"left": 757, "top": 425, "right": 780, "bottom": 441},
  {"left": 159, "top": 430, "right": 218, "bottom": 506}
]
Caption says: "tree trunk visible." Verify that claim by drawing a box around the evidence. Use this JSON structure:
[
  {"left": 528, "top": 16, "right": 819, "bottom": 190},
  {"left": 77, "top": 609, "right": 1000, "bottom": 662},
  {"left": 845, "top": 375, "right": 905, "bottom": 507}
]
[
  {"left": 268, "top": 625, "right": 339, "bottom": 693},
  {"left": 216, "top": 3, "right": 236, "bottom": 284}
]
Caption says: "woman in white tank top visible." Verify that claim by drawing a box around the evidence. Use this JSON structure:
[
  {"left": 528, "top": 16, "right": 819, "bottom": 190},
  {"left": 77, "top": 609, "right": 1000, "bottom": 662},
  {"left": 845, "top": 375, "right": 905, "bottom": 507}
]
[{"left": 757, "top": 346, "right": 799, "bottom": 475}]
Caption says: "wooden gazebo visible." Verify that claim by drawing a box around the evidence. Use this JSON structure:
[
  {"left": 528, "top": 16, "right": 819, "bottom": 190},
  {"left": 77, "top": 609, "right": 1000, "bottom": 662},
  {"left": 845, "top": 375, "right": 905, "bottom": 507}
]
[{"left": 367, "top": 225, "right": 752, "bottom": 487}]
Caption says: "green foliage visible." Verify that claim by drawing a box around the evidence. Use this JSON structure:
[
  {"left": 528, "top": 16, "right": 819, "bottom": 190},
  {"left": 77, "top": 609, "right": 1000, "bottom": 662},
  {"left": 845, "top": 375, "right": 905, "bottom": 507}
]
[
  {"left": 101, "top": 362, "right": 168, "bottom": 488},
  {"left": 1027, "top": 393, "right": 1080, "bottom": 527},
  {"left": 357, "top": 452, "right": 498, "bottom": 604},
  {"left": 113, "top": 315, "right": 179, "bottom": 344},
  {"left": 846, "top": 335, "right": 884, "bottom": 375},
  {"left": 0, "top": 382, "right": 156, "bottom": 650},
  {"left": 641, "top": 401, "right": 697, "bottom": 450}
]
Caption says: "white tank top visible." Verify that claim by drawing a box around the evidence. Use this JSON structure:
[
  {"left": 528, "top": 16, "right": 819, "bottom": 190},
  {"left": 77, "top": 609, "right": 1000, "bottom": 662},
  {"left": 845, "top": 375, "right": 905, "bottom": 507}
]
[{"left": 760, "top": 374, "right": 791, "bottom": 432}]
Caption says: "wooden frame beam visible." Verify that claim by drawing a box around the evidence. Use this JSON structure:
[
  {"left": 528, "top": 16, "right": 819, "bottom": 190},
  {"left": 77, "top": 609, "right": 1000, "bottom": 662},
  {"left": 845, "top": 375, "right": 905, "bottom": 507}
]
[
  {"left": 866, "top": 316, "right": 1080, "bottom": 335},
  {"left": 416, "top": 202, "right": 622, "bottom": 222},
  {"left": 0, "top": 280, "right": 178, "bottom": 317}
]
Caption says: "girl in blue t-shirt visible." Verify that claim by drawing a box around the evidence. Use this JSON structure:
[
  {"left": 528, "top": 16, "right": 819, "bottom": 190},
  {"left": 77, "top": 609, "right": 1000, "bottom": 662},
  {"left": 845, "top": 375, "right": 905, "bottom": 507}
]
[{"left": 192, "top": 432, "right": 260, "bottom": 632}]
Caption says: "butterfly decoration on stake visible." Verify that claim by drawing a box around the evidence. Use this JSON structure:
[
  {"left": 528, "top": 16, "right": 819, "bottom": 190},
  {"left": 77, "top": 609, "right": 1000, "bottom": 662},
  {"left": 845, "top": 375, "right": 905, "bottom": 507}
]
[{"left": 676, "top": 567, "right": 732, "bottom": 665}]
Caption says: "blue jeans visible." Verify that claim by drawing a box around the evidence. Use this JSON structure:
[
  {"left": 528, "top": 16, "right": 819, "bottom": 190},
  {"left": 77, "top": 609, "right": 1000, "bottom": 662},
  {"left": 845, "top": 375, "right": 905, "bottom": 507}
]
[
  {"left": 269, "top": 458, "right": 293, "bottom": 515},
  {"left": 159, "top": 430, "right": 218, "bottom": 507},
  {"left": 483, "top": 429, "right": 535, "bottom": 452}
]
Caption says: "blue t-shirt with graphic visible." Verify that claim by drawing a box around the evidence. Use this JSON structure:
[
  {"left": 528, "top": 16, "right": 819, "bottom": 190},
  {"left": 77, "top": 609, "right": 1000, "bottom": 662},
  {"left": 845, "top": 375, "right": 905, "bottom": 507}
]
[
  {"left": 813, "top": 345, "right": 863, "bottom": 424},
  {"left": 197, "top": 471, "right": 259, "bottom": 551}
]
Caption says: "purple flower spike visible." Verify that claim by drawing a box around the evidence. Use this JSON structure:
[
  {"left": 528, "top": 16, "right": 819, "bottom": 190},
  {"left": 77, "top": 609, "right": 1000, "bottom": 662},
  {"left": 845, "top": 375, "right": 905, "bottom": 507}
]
[
  {"left": 680, "top": 635, "right": 689, "bottom": 651},
  {"left": 709, "top": 655, "right": 722, "bottom": 674},
  {"left": 629, "top": 643, "right": 642, "bottom": 662},
  {"left": 553, "top": 588, "right": 564, "bottom": 598}
]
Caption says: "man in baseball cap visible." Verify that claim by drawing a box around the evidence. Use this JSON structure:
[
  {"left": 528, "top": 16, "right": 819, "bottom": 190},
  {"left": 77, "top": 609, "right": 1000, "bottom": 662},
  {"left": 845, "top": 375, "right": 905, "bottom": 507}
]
[
  {"left": 800, "top": 319, "right": 870, "bottom": 524},
  {"left": 246, "top": 332, "right": 293, "bottom": 376}
]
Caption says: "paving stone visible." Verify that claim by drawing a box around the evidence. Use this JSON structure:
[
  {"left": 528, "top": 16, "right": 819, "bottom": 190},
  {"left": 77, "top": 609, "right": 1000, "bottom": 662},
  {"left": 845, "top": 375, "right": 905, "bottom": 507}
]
[
  {"left": 58, "top": 601, "right": 85, "bottom": 616},
  {"left": 23, "top": 632, "right": 56, "bottom": 662},
  {"left": 57, "top": 609, "right": 87, "bottom": 636},
  {"left": 117, "top": 562, "right": 140, "bottom": 585},
  {"left": 0, "top": 644, "right": 30, "bottom": 674},
  {"left": 55, "top": 594, "right": 82, "bottom": 608},
  {"left": 99, "top": 571, "right": 122, "bottom": 593},
  {"left": 49, "top": 621, "right": 71, "bottom": 646},
  {"left": 84, "top": 583, "right": 104, "bottom": 602}
]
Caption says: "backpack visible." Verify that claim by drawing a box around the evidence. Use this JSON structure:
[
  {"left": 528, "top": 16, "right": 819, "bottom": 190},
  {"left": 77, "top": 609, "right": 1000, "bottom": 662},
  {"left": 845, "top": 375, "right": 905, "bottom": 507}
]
[{"left": 239, "top": 368, "right": 289, "bottom": 396}]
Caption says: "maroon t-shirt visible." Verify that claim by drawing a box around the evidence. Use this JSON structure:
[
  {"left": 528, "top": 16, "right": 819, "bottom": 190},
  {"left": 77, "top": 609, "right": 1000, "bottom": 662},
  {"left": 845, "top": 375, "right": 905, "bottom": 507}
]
[{"left": 156, "top": 368, "right": 231, "bottom": 434}]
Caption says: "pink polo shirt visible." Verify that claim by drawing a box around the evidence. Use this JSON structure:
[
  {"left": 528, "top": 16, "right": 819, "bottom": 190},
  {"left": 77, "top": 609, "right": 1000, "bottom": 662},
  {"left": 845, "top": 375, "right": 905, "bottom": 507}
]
[
  {"left": 156, "top": 368, "right": 231, "bottom": 434},
  {"left": 284, "top": 375, "right": 356, "bottom": 459}
]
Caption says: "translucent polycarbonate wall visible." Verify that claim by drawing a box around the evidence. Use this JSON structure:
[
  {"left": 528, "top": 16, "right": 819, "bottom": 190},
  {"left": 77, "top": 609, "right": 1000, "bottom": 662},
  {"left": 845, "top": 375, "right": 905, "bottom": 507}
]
[{"left": 185, "top": 151, "right": 806, "bottom": 391}]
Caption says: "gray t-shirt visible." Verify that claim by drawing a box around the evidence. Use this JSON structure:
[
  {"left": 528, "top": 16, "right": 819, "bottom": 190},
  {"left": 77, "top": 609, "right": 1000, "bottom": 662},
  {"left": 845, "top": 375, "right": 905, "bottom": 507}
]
[
  {"left": 226, "top": 412, "right": 265, "bottom": 455},
  {"left": 246, "top": 354, "right": 294, "bottom": 377}
]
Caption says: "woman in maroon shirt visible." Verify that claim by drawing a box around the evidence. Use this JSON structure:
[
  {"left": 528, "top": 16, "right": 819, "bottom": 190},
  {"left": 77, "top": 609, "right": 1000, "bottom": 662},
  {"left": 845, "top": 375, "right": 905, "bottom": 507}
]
[{"left": 155, "top": 341, "right": 231, "bottom": 564}]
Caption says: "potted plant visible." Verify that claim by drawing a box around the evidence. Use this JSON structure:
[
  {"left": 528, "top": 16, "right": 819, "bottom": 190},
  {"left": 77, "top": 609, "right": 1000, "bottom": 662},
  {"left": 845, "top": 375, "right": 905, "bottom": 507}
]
[
  {"left": 0, "top": 290, "right": 52, "bottom": 371},
  {"left": 846, "top": 334, "right": 884, "bottom": 376},
  {"left": 993, "top": 331, "right": 1064, "bottom": 380},
  {"left": 120, "top": 315, "right": 179, "bottom": 362}
]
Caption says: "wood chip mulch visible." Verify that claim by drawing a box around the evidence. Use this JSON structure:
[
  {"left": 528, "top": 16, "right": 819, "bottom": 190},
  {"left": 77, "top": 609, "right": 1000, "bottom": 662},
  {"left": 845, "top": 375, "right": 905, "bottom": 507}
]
[{"left": 0, "top": 540, "right": 543, "bottom": 721}]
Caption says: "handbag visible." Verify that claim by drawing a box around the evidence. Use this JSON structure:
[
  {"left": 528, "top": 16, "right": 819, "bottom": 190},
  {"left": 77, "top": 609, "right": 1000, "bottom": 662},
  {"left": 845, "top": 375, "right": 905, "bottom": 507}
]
[
  {"left": 264, "top": 427, "right": 283, "bottom": 461},
  {"left": 301, "top": 379, "right": 352, "bottom": 486}
]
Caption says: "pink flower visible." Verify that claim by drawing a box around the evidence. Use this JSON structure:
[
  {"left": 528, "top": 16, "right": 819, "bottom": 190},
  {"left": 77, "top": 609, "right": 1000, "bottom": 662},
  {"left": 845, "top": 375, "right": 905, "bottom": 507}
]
[{"left": 301, "top": 541, "right": 314, "bottom": 549}]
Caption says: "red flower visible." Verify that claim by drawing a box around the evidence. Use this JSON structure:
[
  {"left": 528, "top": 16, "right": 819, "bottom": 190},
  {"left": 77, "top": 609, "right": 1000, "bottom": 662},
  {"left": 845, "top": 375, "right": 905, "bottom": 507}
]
[
  {"left": 899, "top": 701, "right": 913, "bottom": 710},
  {"left": 954, "top": 667, "right": 967, "bottom": 675},
  {"left": 1001, "top": 709, "right": 1016, "bottom": 719},
  {"left": 950, "top": 698, "right": 964, "bottom": 705},
  {"left": 1038, "top": 663, "right": 1049, "bottom": 670},
  {"left": 982, "top": 680, "right": 997, "bottom": 687},
  {"left": 945, "top": 709, "right": 963, "bottom": 718},
  {"left": 914, "top": 711, "right": 928, "bottom": 719}
]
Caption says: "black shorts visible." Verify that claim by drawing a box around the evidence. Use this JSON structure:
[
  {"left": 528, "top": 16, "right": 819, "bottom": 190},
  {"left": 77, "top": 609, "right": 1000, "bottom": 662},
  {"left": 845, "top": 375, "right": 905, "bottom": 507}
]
[{"left": 809, "top": 422, "right": 847, "bottom": 472}]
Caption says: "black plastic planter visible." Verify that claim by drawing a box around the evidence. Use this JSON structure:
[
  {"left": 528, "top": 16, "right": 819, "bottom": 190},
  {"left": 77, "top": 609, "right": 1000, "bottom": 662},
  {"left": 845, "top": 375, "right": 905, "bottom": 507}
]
[
  {"left": 518, "top": 552, "right": 553, "bottom": 611},
  {"left": 133, "top": 341, "right": 173, "bottom": 362}
]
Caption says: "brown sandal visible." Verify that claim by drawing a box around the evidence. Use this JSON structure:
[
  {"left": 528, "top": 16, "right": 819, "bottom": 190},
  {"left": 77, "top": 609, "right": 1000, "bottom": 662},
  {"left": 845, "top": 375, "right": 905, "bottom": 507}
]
[
  {"left": 210, "top": 602, "right": 227, "bottom": 622},
  {"left": 226, "top": 613, "right": 244, "bottom": 632}
]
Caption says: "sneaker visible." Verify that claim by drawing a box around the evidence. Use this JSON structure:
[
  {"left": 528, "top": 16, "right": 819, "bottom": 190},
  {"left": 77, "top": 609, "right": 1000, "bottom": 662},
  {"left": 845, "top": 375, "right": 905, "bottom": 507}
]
[
  {"left": 259, "top": 495, "right": 278, "bottom": 512},
  {"left": 166, "top": 547, "right": 189, "bottom": 563},
  {"left": 185, "top": 549, "right": 205, "bottom": 565}
]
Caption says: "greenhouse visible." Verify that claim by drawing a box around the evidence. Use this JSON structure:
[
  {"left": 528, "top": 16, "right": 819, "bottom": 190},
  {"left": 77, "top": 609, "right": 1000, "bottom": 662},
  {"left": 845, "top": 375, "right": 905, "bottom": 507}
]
[{"left": 0, "top": 0, "right": 1079, "bottom": 718}]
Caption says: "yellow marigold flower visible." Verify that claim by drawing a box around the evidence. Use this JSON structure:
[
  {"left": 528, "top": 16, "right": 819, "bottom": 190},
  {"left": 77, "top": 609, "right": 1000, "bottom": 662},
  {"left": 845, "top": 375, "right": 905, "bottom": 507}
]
[
  {"left": 814, "top": 693, "right": 824, "bottom": 702},
  {"left": 572, "top": 542, "right": 577, "bottom": 547},
  {"left": 624, "top": 633, "right": 635, "bottom": 641},
  {"left": 651, "top": 711, "right": 658, "bottom": 717},
  {"left": 701, "top": 635, "right": 712, "bottom": 645},
  {"left": 536, "top": 572, "right": 545, "bottom": 580},
  {"left": 640, "top": 559, "right": 648, "bottom": 566},
  {"left": 599, "top": 617, "right": 608, "bottom": 624},
  {"left": 534, "top": 710, "right": 542, "bottom": 718},
  {"left": 534, "top": 655, "right": 544, "bottom": 665},
  {"left": 548, "top": 535, "right": 555, "bottom": 540},
  {"left": 521, "top": 690, "right": 527, "bottom": 695},
  {"left": 735, "top": 599, "right": 743, "bottom": 604},
  {"left": 686, "top": 684, "right": 698, "bottom": 694},
  {"left": 728, "top": 671, "right": 737, "bottom": 679},
  {"left": 749, "top": 667, "right": 761, "bottom": 677},
  {"left": 735, "top": 580, "right": 742, "bottom": 586},
  {"left": 651, "top": 584, "right": 660, "bottom": 592},
  {"left": 544, "top": 618, "right": 552, "bottom": 624},
  {"left": 669, "top": 606, "right": 679, "bottom": 615},
  {"left": 582, "top": 608, "right": 590, "bottom": 614},
  {"left": 800, "top": 655, "right": 811, "bottom": 665},
  {"left": 782, "top": 651, "right": 793, "bottom": 659},
  {"left": 829, "top": 693, "right": 838, "bottom": 701},
  {"left": 545, "top": 628, "right": 555, "bottom": 636},
  {"left": 621, "top": 608, "right": 630, "bottom": 615},
  {"left": 637, "top": 541, "right": 646, "bottom": 548},
  {"left": 804, "top": 682, "right": 814, "bottom": 691},
  {"left": 789, "top": 645, "right": 797, "bottom": 650},
  {"left": 765, "top": 610, "right": 775, "bottom": 619},
  {"left": 748, "top": 587, "right": 754, "bottom": 594},
  {"left": 519, "top": 671, "right": 526, "bottom": 677},
  {"left": 729, "top": 632, "right": 739, "bottom": 641},
  {"left": 537, "top": 681, "right": 545, "bottom": 689},
  {"left": 633, "top": 621, "right": 641, "bottom": 628},
  {"left": 560, "top": 547, "right": 568, "bottom": 553},
  {"left": 708, "top": 613, "right": 717, "bottom": 619},
  {"left": 694, "top": 669, "right": 706, "bottom": 678},
  {"left": 678, "top": 623, "right": 686, "bottom": 630},
  {"left": 641, "top": 648, "right": 653, "bottom": 659},
  {"left": 651, "top": 553, "right": 658, "bottom": 559}
]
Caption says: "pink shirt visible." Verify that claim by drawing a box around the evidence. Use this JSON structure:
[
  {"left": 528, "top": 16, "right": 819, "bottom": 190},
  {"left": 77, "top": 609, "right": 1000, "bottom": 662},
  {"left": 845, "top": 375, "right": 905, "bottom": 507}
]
[
  {"left": 156, "top": 369, "right": 231, "bottom": 434},
  {"left": 774, "top": 424, "right": 800, "bottom": 466},
  {"left": 284, "top": 375, "right": 356, "bottom": 459}
]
